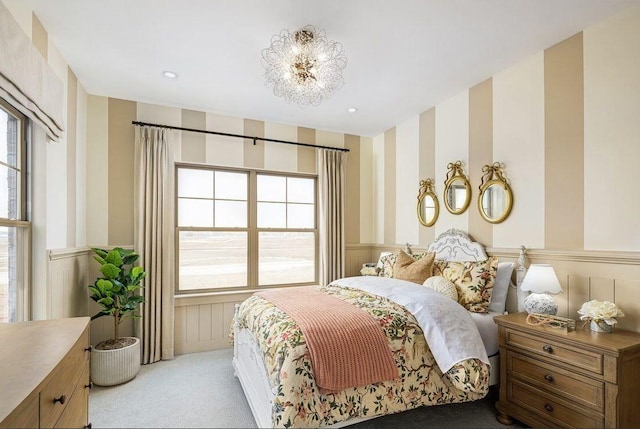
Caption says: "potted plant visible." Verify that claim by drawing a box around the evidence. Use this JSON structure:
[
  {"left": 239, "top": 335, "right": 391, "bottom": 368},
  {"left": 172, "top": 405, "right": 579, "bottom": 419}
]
[{"left": 88, "top": 247, "right": 146, "bottom": 386}]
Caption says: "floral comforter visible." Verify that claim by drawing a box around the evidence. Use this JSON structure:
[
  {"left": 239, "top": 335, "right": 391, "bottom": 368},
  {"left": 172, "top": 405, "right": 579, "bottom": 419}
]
[{"left": 234, "top": 279, "right": 490, "bottom": 428}]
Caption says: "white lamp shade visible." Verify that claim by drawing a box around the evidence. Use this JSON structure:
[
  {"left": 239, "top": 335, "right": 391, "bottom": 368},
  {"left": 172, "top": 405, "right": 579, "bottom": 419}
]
[{"left": 520, "top": 264, "right": 562, "bottom": 294}]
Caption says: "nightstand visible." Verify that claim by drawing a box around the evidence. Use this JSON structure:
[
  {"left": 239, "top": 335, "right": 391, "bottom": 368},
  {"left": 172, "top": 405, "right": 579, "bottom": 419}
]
[{"left": 494, "top": 312, "right": 640, "bottom": 428}]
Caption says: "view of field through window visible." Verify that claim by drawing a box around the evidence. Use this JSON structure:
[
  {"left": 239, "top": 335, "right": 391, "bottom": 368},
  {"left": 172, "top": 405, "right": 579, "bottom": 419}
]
[{"left": 177, "top": 167, "right": 316, "bottom": 291}]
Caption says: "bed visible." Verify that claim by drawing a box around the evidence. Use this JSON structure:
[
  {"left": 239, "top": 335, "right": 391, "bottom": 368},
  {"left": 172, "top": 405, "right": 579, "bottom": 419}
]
[{"left": 232, "top": 229, "right": 513, "bottom": 428}]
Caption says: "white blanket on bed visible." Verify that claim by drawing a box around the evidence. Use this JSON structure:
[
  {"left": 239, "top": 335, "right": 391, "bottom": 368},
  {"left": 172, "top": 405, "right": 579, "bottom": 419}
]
[{"left": 331, "top": 276, "right": 490, "bottom": 373}]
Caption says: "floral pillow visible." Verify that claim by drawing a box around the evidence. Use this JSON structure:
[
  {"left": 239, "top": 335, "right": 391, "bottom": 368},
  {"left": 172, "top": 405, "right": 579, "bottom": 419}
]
[
  {"left": 433, "top": 257, "right": 498, "bottom": 313},
  {"left": 377, "top": 252, "right": 398, "bottom": 278}
]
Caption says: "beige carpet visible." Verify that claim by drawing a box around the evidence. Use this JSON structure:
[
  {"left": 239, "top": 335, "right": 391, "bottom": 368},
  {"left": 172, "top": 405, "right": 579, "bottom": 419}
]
[{"left": 89, "top": 348, "right": 524, "bottom": 428}]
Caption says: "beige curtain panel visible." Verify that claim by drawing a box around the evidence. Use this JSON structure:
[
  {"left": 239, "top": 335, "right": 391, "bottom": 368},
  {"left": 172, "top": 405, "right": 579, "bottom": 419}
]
[
  {"left": 318, "top": 149, "right": 348, "bottom": 285},
  {"left": 0, "top": 2, "right": 65, "bottom": 141},
  {"left": 134, "top": 126, "right": 175, "bottom": 364}
]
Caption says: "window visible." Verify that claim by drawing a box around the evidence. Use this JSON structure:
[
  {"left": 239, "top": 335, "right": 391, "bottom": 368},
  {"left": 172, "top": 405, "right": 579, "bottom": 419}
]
[
  {"left": 0, "top": 98, "right": 30, "bottom": 323},
  {"left": 176, "top": 165, "right": 317, "bottom": 292}
]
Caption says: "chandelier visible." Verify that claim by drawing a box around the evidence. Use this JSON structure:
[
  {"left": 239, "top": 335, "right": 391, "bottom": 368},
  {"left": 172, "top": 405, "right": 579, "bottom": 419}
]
[{"left": 261, "top": 25, "right": 348, "bottom": 107}]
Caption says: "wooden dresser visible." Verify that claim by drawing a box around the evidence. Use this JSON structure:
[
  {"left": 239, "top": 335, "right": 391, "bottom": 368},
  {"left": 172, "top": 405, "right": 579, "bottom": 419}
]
[
  {"left": 494, "top": 312, "right": 640, "bottom": 428},
  {"left": 0, "top": 317, "right": 91, "bottom": 429}
]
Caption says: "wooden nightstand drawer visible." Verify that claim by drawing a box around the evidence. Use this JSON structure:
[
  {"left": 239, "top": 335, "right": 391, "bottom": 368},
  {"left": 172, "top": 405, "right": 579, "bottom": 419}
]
[
  {"left": 508, "top": 351, "right": 604, "bottom": 411},
  {"left": 505, "top": 329, "right": 603, "bottom": 374},
  {"left": 508, "top": 379, "right": 603, "bottom": 429}
]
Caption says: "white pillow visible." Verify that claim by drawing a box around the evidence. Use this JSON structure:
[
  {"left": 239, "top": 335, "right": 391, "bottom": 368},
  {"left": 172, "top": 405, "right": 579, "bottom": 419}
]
[
  {"left": 423, "top": 276, "right": 458, "bottom": 301},
  {"left": 488, "top": 261, "right": 515, "bottom": 313}
]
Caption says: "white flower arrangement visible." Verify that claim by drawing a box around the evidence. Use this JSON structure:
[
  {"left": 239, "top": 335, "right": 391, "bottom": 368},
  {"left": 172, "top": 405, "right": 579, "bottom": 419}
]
[{"left": 577, "top": 300, "right": 625, "bottom": 326}]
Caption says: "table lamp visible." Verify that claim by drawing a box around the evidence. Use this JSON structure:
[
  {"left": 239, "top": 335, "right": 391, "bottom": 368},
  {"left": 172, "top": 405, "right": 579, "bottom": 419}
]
[{"left": 520, "top": 264, "right": 562, "bottom": 315}]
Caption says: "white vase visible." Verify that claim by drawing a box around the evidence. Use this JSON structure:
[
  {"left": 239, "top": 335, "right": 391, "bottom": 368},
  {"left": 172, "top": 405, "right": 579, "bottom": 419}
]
[
  {"left": 590, "top": 320, "right": 612, "bottom": 333},
  {"left": 90, "top": 337, "right": 141, "bottom": 386}
]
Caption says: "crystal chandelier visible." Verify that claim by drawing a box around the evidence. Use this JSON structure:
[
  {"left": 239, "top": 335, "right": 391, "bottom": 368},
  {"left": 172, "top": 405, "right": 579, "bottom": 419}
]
[{"left": 261, "top": 25, "right": 347, "bottom": 107}]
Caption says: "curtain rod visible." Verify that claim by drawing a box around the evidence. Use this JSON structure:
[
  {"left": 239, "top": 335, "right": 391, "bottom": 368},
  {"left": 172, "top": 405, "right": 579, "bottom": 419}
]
[{"left": 132, "top": 121, "right": 350, "bottom": 152}]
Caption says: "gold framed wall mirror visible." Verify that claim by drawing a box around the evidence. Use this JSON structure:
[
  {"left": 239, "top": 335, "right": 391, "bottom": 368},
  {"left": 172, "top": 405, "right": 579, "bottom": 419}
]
[
  {"left": 443, "top": 161, "right": 471, "bottom": 215},
  {"left": 478, "top": 162, "right": 513, "bottom": 224},
  {"left": 417, "top": 179, "right": 439, "bottom": 227}
]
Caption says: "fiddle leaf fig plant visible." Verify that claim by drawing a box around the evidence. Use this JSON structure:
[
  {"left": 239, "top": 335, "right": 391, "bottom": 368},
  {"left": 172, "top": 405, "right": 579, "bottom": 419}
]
[{"left": 88, "top": 247, "right": 146, "bottom": 348}]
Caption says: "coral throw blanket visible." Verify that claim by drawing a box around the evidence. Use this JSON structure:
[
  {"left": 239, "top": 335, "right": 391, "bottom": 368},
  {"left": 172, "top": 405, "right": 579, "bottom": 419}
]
[{"left": 256, "top": 287, "right": 398, "bottom": 392}]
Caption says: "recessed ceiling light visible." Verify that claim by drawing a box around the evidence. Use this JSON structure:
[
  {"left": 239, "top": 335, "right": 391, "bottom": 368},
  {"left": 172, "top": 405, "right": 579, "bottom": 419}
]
[
  {"left": 162, "top": 70, "right": 178, "bottom": 79},
  {"left": 347, "top": 107, "right": 358, "bottom": 113}
]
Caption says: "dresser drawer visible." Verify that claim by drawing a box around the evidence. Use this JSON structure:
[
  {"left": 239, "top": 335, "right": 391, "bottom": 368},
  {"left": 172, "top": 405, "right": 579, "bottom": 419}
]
[
  {"left": 507, "top": 351, "right": 604, "bottom": 411},
  {"left": 54, "top": 362, "right": 90, "bottom": 429},
  {"left": 508, "top": 379, "right": 604, "bottom": 428},
  {"left": 40, "top": 326, "right": 89, "bottom": 428},
  {"left": 505, "top": 329, "right": 603, "bottom": 374}
]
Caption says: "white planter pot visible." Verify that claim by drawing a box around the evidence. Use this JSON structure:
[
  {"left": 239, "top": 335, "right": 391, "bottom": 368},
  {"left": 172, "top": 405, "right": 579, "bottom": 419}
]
[{"left": 90, "top": 337, "right": 141, "bottom": 386}]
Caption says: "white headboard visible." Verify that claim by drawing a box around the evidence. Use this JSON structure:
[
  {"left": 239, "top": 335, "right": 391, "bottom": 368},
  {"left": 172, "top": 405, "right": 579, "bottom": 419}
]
[{"left": 427, "top": 229, "right": 488, "bottom": 262}]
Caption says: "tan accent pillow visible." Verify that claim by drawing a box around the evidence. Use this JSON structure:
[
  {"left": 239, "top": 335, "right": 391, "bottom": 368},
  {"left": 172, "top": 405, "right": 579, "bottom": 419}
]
[
  {"left": 433, "top": 257, "right": 498, "bottom": 313},
  {"left": 393, "top": 250, "right": 435, "bottom": 284}
]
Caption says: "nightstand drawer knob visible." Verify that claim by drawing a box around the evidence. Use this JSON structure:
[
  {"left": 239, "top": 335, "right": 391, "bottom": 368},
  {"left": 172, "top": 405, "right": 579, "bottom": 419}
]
[
  {"left": 544, "top": 403, "right": 554, "bottom": 412},
  {"left": 544, "top": 373, "right": 554, "bottom": 382},
  {"left": 543, "top": 345, "right": 554, "bottom": 353}
]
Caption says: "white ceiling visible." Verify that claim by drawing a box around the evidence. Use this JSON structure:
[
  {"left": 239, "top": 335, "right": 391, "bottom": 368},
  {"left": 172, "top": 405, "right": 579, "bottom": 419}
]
[{"left": 16, "top": 0, "right": 640, "bottom": 137}]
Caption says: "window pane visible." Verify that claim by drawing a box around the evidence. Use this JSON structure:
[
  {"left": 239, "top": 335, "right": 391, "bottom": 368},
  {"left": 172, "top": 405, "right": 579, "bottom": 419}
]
[
  {"left": 0, "top": 108, "right": 20, "bottom": 168},
  {"left": 0, "top": 226, "right": 22, "bottom": 323},
  {"left": 257, "top": 202, "right": 286, "bottom": 228},
  {"left": 287, "top": 177, "right": 314, "bottom": 203},
  {"left": 259, "top": 232, "right": 315, "bottom": 285},
  {"left": 215, "top": 200, "right": 247, "bottom": 227},
  {"left": 287, "top": 203, "right": 314, "bottom": 228},
  {"left": 257, "top": 175, "right": 286, "bottom": 202},
  {"left": 178, "top": 168, "right": 213, "bottom": 198},
  {"left": 179, "top": 231, "right": 247, "bottom": 290},
  {"left": 215, "top": 171, "right": 247, "bottom": 200},
  {"left": 0, "top": 164, "right": 19, "bottom": 219},
  {"left": 178, "top": 198, "right": 213, "bottom": 227}
]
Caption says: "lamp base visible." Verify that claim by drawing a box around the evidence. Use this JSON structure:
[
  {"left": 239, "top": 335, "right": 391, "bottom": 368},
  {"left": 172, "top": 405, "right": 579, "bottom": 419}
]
[{"left": 524, "top": 293, "right": 558, "bottom": 315}]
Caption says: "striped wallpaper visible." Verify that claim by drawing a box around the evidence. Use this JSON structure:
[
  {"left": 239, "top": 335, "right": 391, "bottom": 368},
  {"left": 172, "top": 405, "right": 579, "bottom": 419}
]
[
  {"left": 86, "top": 98, "right": 371, "bottom": 248},
  {"left": 370, "top": 4, "right": 640, "bottom": 253}
]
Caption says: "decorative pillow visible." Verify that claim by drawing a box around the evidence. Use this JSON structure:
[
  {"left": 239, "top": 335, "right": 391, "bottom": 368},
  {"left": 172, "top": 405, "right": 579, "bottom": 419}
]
[
  {"left": 377, "top": 252, "right": 398, "bottom": 278},
  {"left": 423, "top": 276, "right": 458, "bottom": 301},
  {"left": 377, "top": 250, "right": 431, "bottom": 278},
  {"left": 433, "top": 257, "right": 498, "bottom": 313},
  {"left": 393, "top": 250, "right": 435, "bottom": 284},
  {"left": 488, "top": 261, "right": 515, "bottom": 313}
]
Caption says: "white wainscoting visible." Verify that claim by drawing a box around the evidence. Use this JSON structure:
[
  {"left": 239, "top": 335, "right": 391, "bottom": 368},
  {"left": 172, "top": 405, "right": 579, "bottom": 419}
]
[
  {"left": 490, "top": 247, "right": 640, "bottom": 332},
  {"left": 174, "top": 292, "right": 251, "bottom": 355},
  {"left": 48, "top": 248, "right": 90, "bottom": 320},
  {"left": 48, "top": 247, "right": 134, "bottom": 347},
  {"left": 345, "top": 244, "right": 376, "bottom": 277}
]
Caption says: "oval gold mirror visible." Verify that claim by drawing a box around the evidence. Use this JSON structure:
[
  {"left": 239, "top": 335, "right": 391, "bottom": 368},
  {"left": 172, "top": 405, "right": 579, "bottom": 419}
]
[
  {"left": 443, "top": 161, "right": 471, "bottom": 215},
  {"left": 417, "top": 179, "right": 439, "bottom": 227},
  {"left": 478, "top": 162, "right": 513, "bottom": 224}
]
